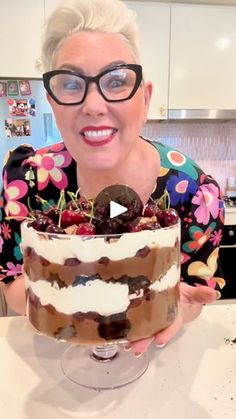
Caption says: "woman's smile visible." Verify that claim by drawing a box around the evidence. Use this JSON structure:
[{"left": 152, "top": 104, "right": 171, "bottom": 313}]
[{"left": 79, "top": 125, "right": 118, "bottom": 147}]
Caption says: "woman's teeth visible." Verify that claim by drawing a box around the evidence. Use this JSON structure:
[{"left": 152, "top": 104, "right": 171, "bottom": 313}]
[{"left": 82, "top": 129, "right": 114, "bottom": 139}]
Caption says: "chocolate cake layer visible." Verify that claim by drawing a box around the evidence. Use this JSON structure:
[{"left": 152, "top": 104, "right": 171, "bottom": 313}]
[
  {"left": 23, "top": 240, "right": 179, "bottom": 286},
  {"left": 26, "top": 284, "right": 180, "bottom": 344}
]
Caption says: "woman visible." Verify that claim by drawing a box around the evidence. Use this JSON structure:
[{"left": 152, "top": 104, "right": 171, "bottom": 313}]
[{"left": 0, "top": 0, "right": 224, "bottom": 354}]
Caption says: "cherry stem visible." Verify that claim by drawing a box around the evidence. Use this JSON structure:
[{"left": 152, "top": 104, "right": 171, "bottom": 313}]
[
  {"left": 88, "top": 199, "right": 95, "bottom": 224},
  {"left": 35, "top": 195, "right": 49, "bottom": 208},
  {"left": 27, "top": 197, "right": 35, "bottom": 217},
  {"left": 67, "top": 191, "right": 80, "bottom": 210},
  {"left": 57, "top": 189, "right": 66, "bottom": 228}
]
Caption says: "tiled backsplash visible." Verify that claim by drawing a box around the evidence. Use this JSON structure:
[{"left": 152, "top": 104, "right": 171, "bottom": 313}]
[{"left": 142, "top": 121, "right": 236, "bottom": 194}]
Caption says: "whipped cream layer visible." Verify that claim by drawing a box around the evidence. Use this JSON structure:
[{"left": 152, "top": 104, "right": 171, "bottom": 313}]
[
  {"left": 21, "top": 222, "right": 180, "bottom": 264},
  {"left": 24, "top": 264, "right": 180, "bottom": 316}
]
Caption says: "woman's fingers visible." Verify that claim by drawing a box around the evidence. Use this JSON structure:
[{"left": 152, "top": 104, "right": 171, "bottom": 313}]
[
  {"left": 127, "top": 284, "right": 220, "bottom": 356},
  {"left": 153, "top": 311, "right": 183, "bottom": 346},
  {"left": 180, "top": 282, "right": 220, "bottom": 304},
  {"left": 128, "top": 314, "right": 182, "bottom": 355},
  {"left": 127, "top": 336, "right": 154, "bottom": 356}
]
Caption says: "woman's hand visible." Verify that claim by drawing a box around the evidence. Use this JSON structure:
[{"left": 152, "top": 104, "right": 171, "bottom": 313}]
[
  {"left": 128, "top": 282, "right": 221, "bottom": 356},
  {"left": 3, "top": 274, "right": 26, "bottom": 315}
]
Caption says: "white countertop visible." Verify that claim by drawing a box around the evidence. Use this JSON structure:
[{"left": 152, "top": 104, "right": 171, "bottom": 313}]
[{"left": 1, "top": 302, "right": 236, "bottom": 419}]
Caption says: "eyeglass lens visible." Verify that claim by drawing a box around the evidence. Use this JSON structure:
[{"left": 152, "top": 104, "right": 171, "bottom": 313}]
[{"left": 49, "top": 68, "right": 137, "bottom": 104}]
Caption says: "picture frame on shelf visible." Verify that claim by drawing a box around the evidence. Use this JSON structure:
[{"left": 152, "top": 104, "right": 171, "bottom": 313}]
[
  {"left": 7, "top": 80, "right": 19, "bottom": 96},
  {"left": 19, "top": 80, "right": 31, "bottom": 96},
  {"left": 0, "top": 81, "right": 7, "bottom": 97}
]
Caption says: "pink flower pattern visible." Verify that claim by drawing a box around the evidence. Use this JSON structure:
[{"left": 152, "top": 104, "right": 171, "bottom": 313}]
[
  {"left": 25, "top": 147, "right": 72, "bottom": 191},
  {"left": 5, "top": 262, "right": 22, "bottom": 276},
  {"left": 3, "top": 171, "right": 29, "bottom": 217},
  {"left": 210, "top": 229, "right": 223, "bottom": 246},
  {"left": 1, "top": 222, "right": 11, "bottom": 240},
  {"left": 0, "top": 227, "right": 4, "bottom": 253},
  {"left": 192, "top": 183, "right": 220, "bottom": 225}
]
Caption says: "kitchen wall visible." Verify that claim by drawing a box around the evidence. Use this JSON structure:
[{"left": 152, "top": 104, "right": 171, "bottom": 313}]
[
  {"left": 0, "top": 80, "right": 61, "bottom": 189},
  {"left": 143, "top": 120, "right": 236, "bottom": 194}
]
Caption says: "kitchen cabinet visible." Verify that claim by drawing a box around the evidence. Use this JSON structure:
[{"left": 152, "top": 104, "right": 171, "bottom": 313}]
[
  {"left": 126, "top": 2, "right": 170, "bottom": 119},
  {"left": 169, "top": 4, "right": 236, "bottom": 110},
  {"left": 44, "top": 0, "right": 170, "bottom": 120},
  {"left": 0, "top": 0, "right": 44, "bottom": 78},
  {"left": 44, "top": 0, "right": 61, "bottom": 17}
]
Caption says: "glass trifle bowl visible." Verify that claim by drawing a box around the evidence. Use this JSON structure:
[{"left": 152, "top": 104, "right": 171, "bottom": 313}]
[{"left": 20, "top": 190, "right": 181, "bottom": 390}]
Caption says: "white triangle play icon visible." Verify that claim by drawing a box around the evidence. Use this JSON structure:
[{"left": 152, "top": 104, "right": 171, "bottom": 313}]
[{"left": 110, "top": 201, "right": 128, "bottom": 219}]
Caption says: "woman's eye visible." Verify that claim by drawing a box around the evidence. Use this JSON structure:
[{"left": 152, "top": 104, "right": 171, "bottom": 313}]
[
  {"left": 62, "top": 80, "right": 82, "bottom": 91},
  {"left": 109, "top": 79, "right": 124, "bottom": 88},
  {"left": 105, "top": 76, "right": 127, "bottom": 89}
]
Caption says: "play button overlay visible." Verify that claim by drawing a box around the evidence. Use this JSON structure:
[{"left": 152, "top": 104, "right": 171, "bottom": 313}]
[
  {"left": 110, "top": 200, "right": 127, "bottom": 219},
  {"left": 94, "top": 184, "right": 143, "bottom": 223}
]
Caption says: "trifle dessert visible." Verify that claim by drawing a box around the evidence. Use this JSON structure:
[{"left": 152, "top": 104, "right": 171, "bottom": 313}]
[{"left": 21, "top": 187, "right": 180, "bottom": 345}]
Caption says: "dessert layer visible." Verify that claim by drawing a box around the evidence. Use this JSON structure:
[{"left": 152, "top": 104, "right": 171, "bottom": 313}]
[
  {"left": 27, "top": 283, "right": 180, "bottom": 344},
  {"left": 24, "top": 263, "right": 179, "bottom": 316},
  {"left": 21, "top": 222, "right": 180, "bottom": 264},
  {"left": 23, "top": 240, "right": 179, "bottom": 285}
]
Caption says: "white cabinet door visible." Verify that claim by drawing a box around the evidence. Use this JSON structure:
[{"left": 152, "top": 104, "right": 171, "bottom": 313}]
[
  {"left": 126, "top": 1, "right": 170, "bottom": 119},
  {"left": 0, "top": 0, "right": 44, "bottom": 77},
  {"left": 169, "top": 5, "right": 236, "bottom": 110},
  {"left": 44, "top": 0, "right": 61, "bottom": 18}
]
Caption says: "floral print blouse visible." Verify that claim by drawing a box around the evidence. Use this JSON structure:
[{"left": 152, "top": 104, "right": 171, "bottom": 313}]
[{"left": 0, "top": 140, "right": 225, "bottom": 290}]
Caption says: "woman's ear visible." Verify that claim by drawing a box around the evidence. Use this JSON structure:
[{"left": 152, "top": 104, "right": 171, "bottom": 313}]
[{"left": 143, "top": 81, "right": 153, "bottom": 124}]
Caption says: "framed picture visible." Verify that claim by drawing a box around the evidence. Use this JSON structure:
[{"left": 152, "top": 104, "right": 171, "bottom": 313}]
[
  {"left": 8, "top": 99, "right": 29, "bottom": 117},
  {"left": 7, "top": 80, "right": 19, "bottom": 96},
  {"left": 0, "top": 81, "right": 7, "bottom": 97},
  {"left": 5, "top": 118, "right": 31, "bottom": 137},
  {"left": 19, "top": 80, "right": 31, "bottom": 96}
]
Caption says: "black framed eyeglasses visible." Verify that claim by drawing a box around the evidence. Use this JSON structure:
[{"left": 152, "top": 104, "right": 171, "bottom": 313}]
[{"left": 43, "top": 64, "right": 143, "bottom": 105}]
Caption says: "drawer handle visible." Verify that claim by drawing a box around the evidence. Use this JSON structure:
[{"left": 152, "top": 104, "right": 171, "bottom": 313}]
[{"left": 220, "top": 245, "right": 236, "bottom": 248}]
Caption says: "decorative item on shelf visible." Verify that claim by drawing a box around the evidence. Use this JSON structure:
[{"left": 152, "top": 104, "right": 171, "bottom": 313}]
[
  {"left": 0, "top": 81, "right": 7, "bottom": 97},
  {"left": 19, "top": 80, "right": 31, "bottom": 96},
  {"left": 5, "top": 118, "right": 31, "bottom": 138},
  {"left": 8, "top": 99, "right": 28, "bottom": 117},
  {"left": 28, "top": 98, "right": 36, "bottom": 116},
  {"left": 7, "top": 80, "right": 19, "bottom": 96}
]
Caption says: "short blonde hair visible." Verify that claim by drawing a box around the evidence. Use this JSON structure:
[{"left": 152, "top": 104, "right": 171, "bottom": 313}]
[{"left": 41, "top": 0, "right": 140, "bottom": 72}]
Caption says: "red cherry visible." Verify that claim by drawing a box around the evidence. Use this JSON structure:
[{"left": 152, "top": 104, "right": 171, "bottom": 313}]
[
  {"left": 61, "top": 209, "right": 88, "bottom": 227},
  {"left": 163, "top": 209, "right": 179, "bottom": 226},
  {"left": 46, "top": 206, "right": 60, "bottom": 223},
  {"left": 78, "top": 196, "right": 92, "bottom": 211},
  {"left": 66, "top": 200, "right": 78, "bottom": 210},
  {"left": 73, "top": 210, "right": 89, "bottom": 224},
  {"left": 143, "top": 204, "right": 156, "bottom": 218},
  {"left": 30, "top": 216, "right": 53, "bottom": 232},
  {"left": 46, "top": 224, "right": 66, "bottom": 234},
  {"left": 155, "top": 209, "right": 167, "bottom": 227},
  {"left": 75, "top": 223, "right": 96, "bottom": 235},
  {"left": 124, "top": 220, "right": 142, "bottom": 232}
]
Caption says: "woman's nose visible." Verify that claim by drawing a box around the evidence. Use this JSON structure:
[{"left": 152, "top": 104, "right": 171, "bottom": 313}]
[{"left": 80, "top": 84, "right": 108, "bottom": 117}]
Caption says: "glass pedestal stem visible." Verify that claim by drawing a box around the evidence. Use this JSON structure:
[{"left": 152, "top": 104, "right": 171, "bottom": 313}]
[{"left": 90, "top": 344, "right": 119, "bottom": 362}]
